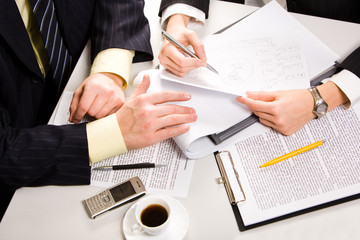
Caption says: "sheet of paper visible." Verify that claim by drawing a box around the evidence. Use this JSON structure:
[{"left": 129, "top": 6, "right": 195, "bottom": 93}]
[
  {"left": 221, "top": 0, "right": 339, "bottom": 78},
  {"left": 148, "top": 1, "right": 339, "bottom": 159},
  {"left": 53, "top": 91, "right": 195, "bottom": 198},
  {"left": 220, "top": 102, "right": 360, "bottom": 226},
  {"left": 135, "top": 69, "right": 260, "bottom": 159},
  {"left": 161, "top": 33, "right": 310, "bottom": 96}
]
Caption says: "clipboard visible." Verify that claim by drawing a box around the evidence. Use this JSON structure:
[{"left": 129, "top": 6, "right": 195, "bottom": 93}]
[
  {"left": 208, "top": 1, "right": 359, "bottom": 232},
  {"left": 214, "top": 150, "right": 360, "bottom": 231}
]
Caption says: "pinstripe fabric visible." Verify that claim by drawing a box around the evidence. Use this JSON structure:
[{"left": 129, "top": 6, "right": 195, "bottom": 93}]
[
  {"left": 0, "top": 123, "right": 90, "bottom": 189},
  {"left": 31, "top": 0, "right": 72, "bottom": 91},
  {"left": 0, "top": 0, "right": 153, "bottom": 218},
  {"left": 91, "top": 0, "right": 153, "bottom": 63}
]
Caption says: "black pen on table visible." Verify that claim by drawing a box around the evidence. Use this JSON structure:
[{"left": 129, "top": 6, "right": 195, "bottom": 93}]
[
  {"left": 161, "top": 31, "right": 219, "bottom": 74},
  {"left": 93, "top": 162, "right": 167, "bottom": 171}
]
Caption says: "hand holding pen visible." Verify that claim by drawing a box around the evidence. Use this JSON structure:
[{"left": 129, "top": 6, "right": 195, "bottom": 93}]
[
  {"left": 161, "top": 31, "right": 218, "bottom": 75},
  {"left": 158, "top": 16, "right": 217, "bottom": 77}
]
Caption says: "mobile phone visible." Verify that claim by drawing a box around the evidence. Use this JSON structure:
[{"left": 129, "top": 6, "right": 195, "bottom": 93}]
[{"left": 83, "top": 176, "right": 146, "bottom": 219}]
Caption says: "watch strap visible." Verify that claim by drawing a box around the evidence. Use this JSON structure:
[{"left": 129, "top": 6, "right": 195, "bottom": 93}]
[{"left": 308, "top": 86, "right": 328, "bottom": 118}]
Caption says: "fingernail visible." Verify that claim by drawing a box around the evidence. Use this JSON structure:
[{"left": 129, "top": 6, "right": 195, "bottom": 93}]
[
  {"left": 184, "top": 93, "right": 191, "bottom": 99},
  {"left": 191, "top": 113, "right": 198, "bottom": 121}
]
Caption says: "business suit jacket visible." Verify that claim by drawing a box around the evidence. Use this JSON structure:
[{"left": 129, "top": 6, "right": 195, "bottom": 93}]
[
  {"left": 160, "top": 0, "right": 360, "bottom": 23},
  {"left": 0, "top": 0, "right": 153, "bottom": 192},
  {"left": 159, "top": 0, "right": 360, "bottom": 77}
]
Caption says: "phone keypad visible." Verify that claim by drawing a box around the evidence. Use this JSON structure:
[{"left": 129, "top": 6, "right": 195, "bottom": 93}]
[{"left": 87, "top": 193, "right": 114, "bottom": 213}]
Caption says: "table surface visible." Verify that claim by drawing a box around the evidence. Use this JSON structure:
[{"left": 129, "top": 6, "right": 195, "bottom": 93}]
[{"left": 1, "top": 1, "right": 360, "bottom": 239}]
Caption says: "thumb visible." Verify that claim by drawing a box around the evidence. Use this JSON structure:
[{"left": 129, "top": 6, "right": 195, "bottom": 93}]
[
  {"left": 132, "top": 74, "right": 150, "bottom": 97},
  {"left": 245, "top": 91, "right": 278, "bottom": 102}
]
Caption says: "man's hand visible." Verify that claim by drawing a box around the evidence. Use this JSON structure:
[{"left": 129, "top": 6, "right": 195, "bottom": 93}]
[
  {"left": 69, "top": 72, "right": 125, "bottom": 123},
  {"left": 116, "top": 74, "right": 197, "bottom": 150}
]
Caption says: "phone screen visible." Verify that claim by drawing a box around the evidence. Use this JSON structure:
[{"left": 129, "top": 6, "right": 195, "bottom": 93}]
[{"left": 109, "top": 181, "right": 136, "bottom": 202}]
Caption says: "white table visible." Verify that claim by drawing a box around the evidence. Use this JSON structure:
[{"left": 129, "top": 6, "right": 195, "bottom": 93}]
[{"left": 1, "top": 1, "right": 360, "bottom": 239}]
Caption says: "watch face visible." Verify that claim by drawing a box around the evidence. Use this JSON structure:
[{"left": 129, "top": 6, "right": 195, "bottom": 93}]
[{"left": 317, "top": 103, "right": 328, "bottom": 115}]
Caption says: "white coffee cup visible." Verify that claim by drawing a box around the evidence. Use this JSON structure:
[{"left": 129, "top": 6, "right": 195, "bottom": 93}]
[{"left": 132, "top": 195, "right": 171, "bottom": 235}]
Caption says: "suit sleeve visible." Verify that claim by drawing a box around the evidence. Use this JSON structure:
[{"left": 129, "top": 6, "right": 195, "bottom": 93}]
[
  {"left": 0, "top": 110, "right": 91, "bottom": 190},
  {"left": 91, "top": 0, "right": 153, "bottom": 63},
  {"left": 159, "top": 0, "right": 210, "bottom": 18},
  {"left": 339, "top": 46, "right": 360, "bottom": 78}
]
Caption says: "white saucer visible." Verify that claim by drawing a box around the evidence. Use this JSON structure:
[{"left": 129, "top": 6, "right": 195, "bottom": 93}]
[{"left": 123, "top": 195, "right": 189, "bottom": 240}]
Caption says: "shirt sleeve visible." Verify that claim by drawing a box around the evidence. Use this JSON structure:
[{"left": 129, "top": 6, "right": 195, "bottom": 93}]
[
  {"left": 160, "top": 3, "right": 206, "bottom": 30},
  {"left": 86, "top": 114, "right": 128, "bottom": 164},
  {"left": 90, "top": 48, "right": 135, "bottom": 89},
  {"left": 329, "top": 69, "right": 360, "bottom": 108}
]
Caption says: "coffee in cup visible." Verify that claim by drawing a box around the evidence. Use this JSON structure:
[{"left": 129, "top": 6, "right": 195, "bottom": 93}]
[{"left": 132, "top": 195, "right": 171, "bottom": 235}]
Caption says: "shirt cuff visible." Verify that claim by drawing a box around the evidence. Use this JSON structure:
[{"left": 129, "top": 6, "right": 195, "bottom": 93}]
[
  {"left": 86, "top": 113, "right": 128, "bottom": 164},
  {"left": 90, "top": 49, "right": 135, "bottom": 89},
  {"left": 330, "top": 69, "right": 360, "bottom": 108},
  {"left": 161, "top": 3, "right": 205, "bottom": 30}
]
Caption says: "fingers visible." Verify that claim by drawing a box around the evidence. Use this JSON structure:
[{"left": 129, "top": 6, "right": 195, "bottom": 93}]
[
  {"left": 69, "top": 89, "right": 95, "bottom": 123},
  {"left": 149, "top": 107, "right": 197, "bottom": 131},
  {"left": 155, "top": 104, "right": 195, "bottom": 117},
  {"left": 152, "top": 125, "right": 191, "bottom": 143},
  {"left": 135, "top": 113, "right": 196, "bottom": 149},
  {"left": 158, "top": 112, "right": 197, "bottom": 128},
  {"left": 88, "top": 95, "right": 123, "bottom": 119},
  {"left": 159, "top": 42, "right": 205, "bottom": 76},
  {"left": 69, "top": 90, "right": 81, "bottom": 122},
  {"left": 148, "top": 91, "right": 192, "bottom": 105},
  {"left": 236, "top": 94, "right": 275, "bottom": 114},
  {"left": 160, "top": 55, "right": 202, "bottom": 77},
  {"left": 186, "top": 31, "right": 206, "bottom": 61},
  {"left": 132, "top": 74, "right": 151, "bottom": 97},
  {"left": 236, "top": 89, "right": 316, "bottom": 136}
]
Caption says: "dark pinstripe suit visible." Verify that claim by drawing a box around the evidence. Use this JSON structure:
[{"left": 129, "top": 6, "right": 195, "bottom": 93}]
[
  {"left": 159, "top": 0, "right": 360, "bottom": 77},
  {"left": 0, "top": 0, "right": 153, "bottom": 219},
  {"left": 159, "top": 0, "right": 360, "bottom": 24}
]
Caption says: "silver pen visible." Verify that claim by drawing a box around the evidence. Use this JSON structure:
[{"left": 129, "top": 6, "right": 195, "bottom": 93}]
[
  {"left": 93, "top": 162, "right": 167, "bottom": 171},
  {"left": 161, "top": 31, "right": 219, "bottom": 74}
]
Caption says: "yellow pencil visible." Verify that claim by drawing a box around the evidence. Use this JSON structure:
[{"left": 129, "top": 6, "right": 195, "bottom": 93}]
[{"left": 260, "top": 140, "right": 325, "bottom": 168}]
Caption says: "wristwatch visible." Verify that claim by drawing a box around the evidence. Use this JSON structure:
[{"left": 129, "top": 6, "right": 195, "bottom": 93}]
[{"left": 308, "top": 86, "right": 328, "bottom": 118}]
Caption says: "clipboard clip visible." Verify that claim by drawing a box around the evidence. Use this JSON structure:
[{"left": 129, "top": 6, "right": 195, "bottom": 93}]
[{"left": 215, "top": 151, "right": 246, "bottom": 205}]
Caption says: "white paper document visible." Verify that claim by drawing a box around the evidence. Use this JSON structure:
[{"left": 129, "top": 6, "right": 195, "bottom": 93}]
[
  {"left": 53, "top": 91, "right": 195, "bottom": 198},
  {"left": 147, "top": 1, "right": 339, "bottom": 159},
  {"left": 161, "top": 34, "right": 310, "bottom": 96},
  {"left": 218, "top": 103, "right": 360, "bottom": 226},
  {"left": 160, "top": 1, "right": 338, "bottom": 96},
  {"left": 135, "top": 69, "right": 267, "bottom": 159}
]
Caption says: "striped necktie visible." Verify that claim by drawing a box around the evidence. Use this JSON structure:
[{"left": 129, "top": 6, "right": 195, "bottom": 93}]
[{"left": 30, "top": 0, "right": 72, "bottom": 92}]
